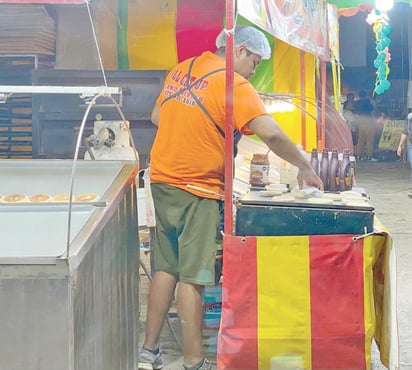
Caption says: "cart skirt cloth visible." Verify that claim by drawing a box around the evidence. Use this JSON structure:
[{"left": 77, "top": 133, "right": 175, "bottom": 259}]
[{"left": 217, "top": 233, "right": 399, "bottom": 370}]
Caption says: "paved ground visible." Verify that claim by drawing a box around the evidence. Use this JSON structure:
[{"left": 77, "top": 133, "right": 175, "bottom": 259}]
[
  {"left": 138, "top": 158, "right": 412, "bottom": 370},
  {"left": 356, "top": 159, "right": 411, "bottom": 370}
]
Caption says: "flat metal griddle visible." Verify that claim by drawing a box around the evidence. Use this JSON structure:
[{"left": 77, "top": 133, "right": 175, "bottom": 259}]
[{"left": 238, "top": 190, "right": 375, "bottom": 212}]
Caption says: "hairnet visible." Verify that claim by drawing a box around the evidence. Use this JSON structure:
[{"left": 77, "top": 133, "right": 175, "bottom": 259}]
[{"left": 215, "top": 25, "right": 271, "bottom": 60}]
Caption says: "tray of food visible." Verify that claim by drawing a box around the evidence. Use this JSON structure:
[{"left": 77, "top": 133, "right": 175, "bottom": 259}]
[{"left": 238, "top": 186, "right": 374, "bottom": 212}]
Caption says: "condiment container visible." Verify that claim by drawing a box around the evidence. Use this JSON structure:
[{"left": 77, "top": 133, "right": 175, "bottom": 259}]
[{"left": 249, "top": 153, "right": 270, "bottom": 187}]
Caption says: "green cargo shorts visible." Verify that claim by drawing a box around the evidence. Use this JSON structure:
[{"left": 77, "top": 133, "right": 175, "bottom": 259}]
[{"left": 151, "top": 183, "right": 220, "bottom": 286}]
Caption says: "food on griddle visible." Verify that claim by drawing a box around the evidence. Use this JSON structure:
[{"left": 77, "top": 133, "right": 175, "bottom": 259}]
[
  {"left": 340, "top": 190, "right": 363, "bottom": 197},
  {"left": 53, "top": 193, "right": 72, "bottom": 202},
  {"left": 307, "top": 197, "right": 334, "bottom": 205},
  {"left": 29, "top": 193, "right": 51, "bottom": 203},
  {"left": 75, "top": 193, "right": 98, "bottom": 202},
  {"left": 341, "top": 197, "right": 369, "bottom": 205},
  {"left": 259, "top": 190, "right": 283, "bottom": 197},
  {"left": 271, "top": 194, "right": 296, "bottom": 202},
  {"left": 291, "top": 188, "right": 308, "bottom": 198},
  {"left": 343, "top": 201, "right": 371, "bottom": 207},
  {"left": 265, "top": 183, "right": 288, "bottom": 193},
  {"left": 322, "top": 193, "right": 342, "bottom": 201},
  {"left": 3, "top": 193, "right": 28, "bottom": 203}
]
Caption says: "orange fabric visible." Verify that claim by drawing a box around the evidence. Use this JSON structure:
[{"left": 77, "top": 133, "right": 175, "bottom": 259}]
[{"left": 150, "top": 51, "right": 268, "bottom": 199}]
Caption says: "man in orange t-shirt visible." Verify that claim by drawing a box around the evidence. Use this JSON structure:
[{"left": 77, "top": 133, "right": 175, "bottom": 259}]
[{"left": 139, "top": 26, "right": 323, "bottom": 370}]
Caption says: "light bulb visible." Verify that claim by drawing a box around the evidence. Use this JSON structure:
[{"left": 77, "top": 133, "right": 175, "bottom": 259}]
[{"left": 375, "top": 0, "right": 394, "bottom": 11}]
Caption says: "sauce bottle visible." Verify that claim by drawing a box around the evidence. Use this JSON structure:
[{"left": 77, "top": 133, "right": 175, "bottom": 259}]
[
  {"left": 249, "top": 153, "right": 270, "bottom": 187},
  {"left": 319, "top": 148, "right": 329, "bottom": 191},
  {"left": 328, "top": 149, "right": 340, "bottom": 192},
  {"left": 339, "top": 149, "right": 352, "bottom": 191},
  {"left": 350, "top": 155, "right": 357, "bottom": 188},
  {"left": 310, "top": 148, "right": 319, "bottom": 176}
]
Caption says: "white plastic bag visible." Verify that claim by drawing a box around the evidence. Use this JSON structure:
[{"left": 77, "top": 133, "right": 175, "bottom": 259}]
[{"left": 142, "top": 167, "right": 156, "bottom": 227}]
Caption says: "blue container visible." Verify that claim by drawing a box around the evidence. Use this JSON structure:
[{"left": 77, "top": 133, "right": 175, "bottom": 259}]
[{"left": 203, "top": 285, "right": 222, "bottom": 330}]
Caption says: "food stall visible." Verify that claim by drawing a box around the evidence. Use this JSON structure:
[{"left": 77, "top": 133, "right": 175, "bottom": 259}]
[
  {"left": 217, "top": 1, "right": 399, "bottom": 370},
  {"left": 0, "top": 0, "right": 400, "bottom": 369}
]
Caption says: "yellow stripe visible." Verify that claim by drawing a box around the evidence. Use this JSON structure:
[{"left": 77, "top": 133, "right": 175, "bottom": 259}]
[
  {"left": 273, "top": 40, "right": 317, "bottom": 150},
  {"left": 127, "top": 0, "right": 178, "bottom": 70},
  {"left": 363, "top": 235, "right": 385, "bottom": 369},
  {"left": 257, "top": 236, "right": 311, "bottom": 370}
]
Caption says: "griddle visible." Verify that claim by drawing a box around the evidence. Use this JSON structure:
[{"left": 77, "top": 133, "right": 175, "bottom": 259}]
[{"left": 238, "top": 190, "right": 375, "bottom": 212}]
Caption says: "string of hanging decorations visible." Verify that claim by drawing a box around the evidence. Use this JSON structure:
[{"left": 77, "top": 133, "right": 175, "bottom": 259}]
[{"left": 366, "top": 3, "right": 392, "bottom": 95}]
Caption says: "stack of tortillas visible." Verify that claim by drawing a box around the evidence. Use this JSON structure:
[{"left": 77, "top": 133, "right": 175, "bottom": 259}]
[
  {"left": 340, "top": 190, "right": 371, "bottom": 207},
  {"left": 256, "top": 187, "right": 371, "bottom": 207}
]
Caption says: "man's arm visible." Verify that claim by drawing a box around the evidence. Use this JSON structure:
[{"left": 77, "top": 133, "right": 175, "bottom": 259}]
[
  {"left": 397, "top": 133, "right": 408, "bottom": 157},
  {"left": 247, "top": 114, "right": 324, "bottom": 190}
]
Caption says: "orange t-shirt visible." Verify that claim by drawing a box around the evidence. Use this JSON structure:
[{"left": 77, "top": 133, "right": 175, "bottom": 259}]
[{"left": 150, "top": 51, "right": 268, "bottom": 199}]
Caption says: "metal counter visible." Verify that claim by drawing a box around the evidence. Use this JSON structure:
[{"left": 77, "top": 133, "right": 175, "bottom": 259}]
[{"left": 0, "top": 159, "right": 139, "bottom": 370}]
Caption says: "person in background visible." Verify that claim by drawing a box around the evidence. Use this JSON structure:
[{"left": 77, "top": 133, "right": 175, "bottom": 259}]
[
  {"left": 397, "top": 112, "right": 412, "bottom": 198},
  {"left": 373, "top": 107, "right": 386, "bottom": 152},
  {"left": 342, "top": 92, "right": 358, "bottom": 147},
  {"left": 138, "top": 25, "right": 323, "bottom": 370},
  {"left": 354, "top": 90, "right": 377, "bottom": 161}
]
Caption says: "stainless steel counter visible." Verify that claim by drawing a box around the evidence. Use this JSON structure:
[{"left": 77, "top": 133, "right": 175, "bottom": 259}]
[{"left": 0, "top": 159, "right": 139, "bottom": 370}]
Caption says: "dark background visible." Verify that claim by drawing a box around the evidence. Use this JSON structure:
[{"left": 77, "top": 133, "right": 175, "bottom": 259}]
[{"left": 339, "top": 2, "right": 411, "bottom": 118}]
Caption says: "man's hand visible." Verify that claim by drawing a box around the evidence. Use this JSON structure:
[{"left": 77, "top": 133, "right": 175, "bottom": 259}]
[{"left": 297, "top": 166, "right": 324, "bottom": 191}]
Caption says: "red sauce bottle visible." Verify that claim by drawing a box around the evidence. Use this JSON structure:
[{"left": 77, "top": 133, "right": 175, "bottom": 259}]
[
  {"left": 339, "top": 149, "right": 352, "bottom": 191},
  {"left": 328, "top": 149, "right": 340, "bottom": 192}
]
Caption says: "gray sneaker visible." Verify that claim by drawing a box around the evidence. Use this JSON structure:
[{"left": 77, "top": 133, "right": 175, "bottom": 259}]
[
  {"left": 198, "top": 359, "right": 216, "bottom": 370},
  {"left": 184, "top": 358, "right": 216, "bottom": 370},
  {"left": 138, "top": 347, "right": 164, "bottom": 369}
]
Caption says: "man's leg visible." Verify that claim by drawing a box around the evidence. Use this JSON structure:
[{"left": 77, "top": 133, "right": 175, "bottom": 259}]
[
  {"left": 143, "top": 270, "right": 177, "bottom": 350},
  {"left": 356, "top": 127, "right": 366, "bottom": 158},
  {"left": 366, "top": 126, "right": 376, "bottom": 157},
  {"left": 407, "top": 144, "right": 412, "bottom": 197},
  {"left": 177, "top": 281, "right": 204, "bottom": 368}
]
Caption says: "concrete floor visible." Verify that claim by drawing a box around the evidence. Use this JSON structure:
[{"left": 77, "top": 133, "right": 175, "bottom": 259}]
[
  {"left": 138, "top": 158, "right": 412, "bottom": 370},
  {"left": 356, "top": 159, "right": 411, "bottom": 370}
]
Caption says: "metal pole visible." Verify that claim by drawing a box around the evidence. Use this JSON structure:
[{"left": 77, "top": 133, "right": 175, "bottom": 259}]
[
  {"left": 320, "top": 60, "right": 327, "bottom": 149},
  {"left": 300, "top": 49, "right": 307, "bottom": 150},
  {"left": 224, "top": 0, "right": 235, "bottom": 236}
]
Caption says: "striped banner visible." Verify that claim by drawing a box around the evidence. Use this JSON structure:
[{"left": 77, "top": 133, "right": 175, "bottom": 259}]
[
  {"left": 218, "top": 233, "right": 398, "bottom": 370},
  {"left": 127, "top": 0, "right": 224, "bottom": 70}
]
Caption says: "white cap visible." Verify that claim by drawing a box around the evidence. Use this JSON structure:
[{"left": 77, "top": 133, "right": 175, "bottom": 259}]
[{"left": 215, "top": 25, "right": 271, "bottom": 60}]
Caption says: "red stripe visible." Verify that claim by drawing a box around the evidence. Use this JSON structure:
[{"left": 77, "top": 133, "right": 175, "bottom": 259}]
[
  {"left": 310, "top": 235, "right": 366, "bottom": 369},
  {"left": 217, "top": 236, "right": 258, "bottom": 370},
  {"left": 0, "top": 0, "right": 84, "bottom": 3},
  {"left": 176, "top": 0, "right": 224, "bottom": 62}
]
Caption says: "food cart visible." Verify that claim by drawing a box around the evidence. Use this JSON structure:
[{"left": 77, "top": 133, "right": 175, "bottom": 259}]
[{"left": 216, "top": 1, "right": 399, "bottom": 370}]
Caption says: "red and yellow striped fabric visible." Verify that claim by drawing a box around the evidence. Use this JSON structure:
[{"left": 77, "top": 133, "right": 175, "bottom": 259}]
[
  {"left": 127, "top": 0, "right": 225, "bottom": 70},
  {"left": 218, "top": 233, "right": 391, "bottom": 370}
]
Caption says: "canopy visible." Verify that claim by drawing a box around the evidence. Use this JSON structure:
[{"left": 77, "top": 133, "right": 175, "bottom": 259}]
[
  {"left": 329, "top": 0, "right": 412, "bottom": 15},
  {"left": 0, "top": 0, "right": 359, "bottom": 151}
]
